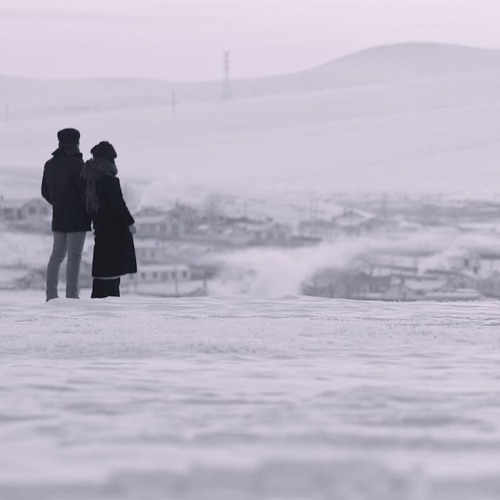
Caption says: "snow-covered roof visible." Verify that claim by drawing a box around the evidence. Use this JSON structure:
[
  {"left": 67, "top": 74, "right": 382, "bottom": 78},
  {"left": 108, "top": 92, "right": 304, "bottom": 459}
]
[
  {"left": 138, "top": 264, "right": 190, "bottom": 272},
  {"left": 404, "top": 278, "right": 447, "bottom": 292},
  {"left": 299, "top": 219, "right": 335, "bottom": 228},
  {"left": 135, "top": 215, "right": 172, "bottom": 224},
  {"left": 134, "top": 240, "right": 165, "bottom": 249},
  {"left": 371, "top": 262, "right": 418, "bottom": 272},
  {"left": 478, "top": 251, "right": 500, "bottom": 260},
  {"left": 1, "top": 198, "right": 45, "bottom": 209}
]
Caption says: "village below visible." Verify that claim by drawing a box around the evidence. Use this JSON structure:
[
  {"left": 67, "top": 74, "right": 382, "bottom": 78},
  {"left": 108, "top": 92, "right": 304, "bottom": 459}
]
[
  {"left": 2, "top": 188, "right": 500, "bottom": 301},
  {"left": 4, "top": 42, "right": 500, "bottom": 301}
]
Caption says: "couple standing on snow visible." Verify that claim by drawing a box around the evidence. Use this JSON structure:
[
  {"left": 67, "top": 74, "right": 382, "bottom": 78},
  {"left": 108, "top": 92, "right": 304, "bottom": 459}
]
[{"left": 42, "top": 128, "right": 137, "bottom": 301}]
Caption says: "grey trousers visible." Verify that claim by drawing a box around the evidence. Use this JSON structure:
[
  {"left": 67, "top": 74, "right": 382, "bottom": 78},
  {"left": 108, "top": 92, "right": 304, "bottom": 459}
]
[{"left": 46, "top": 231, "right": 86, "bottom": 300}]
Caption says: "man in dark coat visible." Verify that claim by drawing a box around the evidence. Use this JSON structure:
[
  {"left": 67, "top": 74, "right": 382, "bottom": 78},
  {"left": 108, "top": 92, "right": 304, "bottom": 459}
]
[
  {"left": 80, "top": 141, "right": 137, "bottom": 298},
  {"left": 42, "top": 128, "right": 91, "bottom": 301}
]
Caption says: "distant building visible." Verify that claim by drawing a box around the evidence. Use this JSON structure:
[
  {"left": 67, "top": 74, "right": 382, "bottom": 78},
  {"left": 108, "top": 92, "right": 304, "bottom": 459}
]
[
  {"left": 446, "top": 251, "right": 480, "bottom": 274},
  {"left": 297, "top": 219, "right": 336, "bottom": 240},
  {"left": 370, "top": 280, "right": 479, "bottom": 301},
  {"left": 134, "top": 214, "right": 185, "bottom": 240},
  {"left": 135, "top": 206, "right": 166, "bottom": 217},
  {"left": 304, "top": 258, "right": 481, "bottom": 301},
  {"left": 372, "top": 250, "right": 435, "bottom": 271},
  {"left": 478, "top": 251, "right": 500, "bottom": 274},
  {"left": 248, "top": 221, "right": 292, "bottom": 246},
  {"left": 167, "top": 203, "right": 202, "bottom": 232},
  {"left": 220, "top": 219, "right": 293, "bottom": 247},
  {"left": 134, "top": 240, "right": 168, "bottom": 263},
  {"left": 331, "top": 208, "right": 384, "bottom": 236},
  {"left": 367, "top": 263, "right": 419, "bottom": 281},
  {"left": 134, "top": 203, "right": 204, "bottom": 240},
  {"left": 297, "top": 207, "right": 384, "bottom": 241},
  {"left": 128, "top": 264, "right": 191, "bottom": 284},
  {"left": 303, "top": 268, "right": 390, "bottom": 300},
  {"left": 0, "top": 197, "right": 50, "bottom": 222},
  {"left": 424, "top": 269, "right": 478, "bottom": 291},
  {"left": 478, "top": 270, "right": 500, "bottom": 298}
]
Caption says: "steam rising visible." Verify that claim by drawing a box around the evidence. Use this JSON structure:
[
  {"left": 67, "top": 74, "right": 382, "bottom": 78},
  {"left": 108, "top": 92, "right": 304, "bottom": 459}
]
[{"left": 211, "top": 230, "right": 500, "bottom": 297}]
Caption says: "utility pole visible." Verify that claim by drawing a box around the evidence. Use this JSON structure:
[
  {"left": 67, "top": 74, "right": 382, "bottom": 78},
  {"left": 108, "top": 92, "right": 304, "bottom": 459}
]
[
  {"left": 171, "top": 91, "right": 177, "bottom": 115},
  {"left": 380, "top": 192, "right": 388, "bottom": 218},
  {"left": 309, "top": 192, "right": 316, "bottom": 221},
  {"left": 222, "top": 51, "right": 232, "bottom": 101},
  {"left": 173, "top": 265, "right": 179, "bottom": 297}
]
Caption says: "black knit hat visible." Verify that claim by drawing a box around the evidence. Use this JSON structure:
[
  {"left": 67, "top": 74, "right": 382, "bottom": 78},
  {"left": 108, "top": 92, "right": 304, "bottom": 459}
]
[
  {"left": 57, "top": 128, "right": 80, "bottom": 146},
  {"left": 90, "top": 141, "right": 117, "bottom": 161}
]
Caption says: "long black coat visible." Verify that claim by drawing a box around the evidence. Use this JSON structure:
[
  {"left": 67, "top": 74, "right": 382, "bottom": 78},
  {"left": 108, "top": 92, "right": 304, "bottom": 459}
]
[
  {"left": 91, "top": 176, "right": 137, "bottom": 278},
  {"left": 42, "top": 149, "right": 92, "bottom": 232}
]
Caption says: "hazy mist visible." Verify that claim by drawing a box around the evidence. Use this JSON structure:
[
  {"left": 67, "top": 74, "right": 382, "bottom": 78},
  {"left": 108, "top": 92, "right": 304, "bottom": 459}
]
[{"left": 2, "top": 0, "right": 500, "bottom": 80}]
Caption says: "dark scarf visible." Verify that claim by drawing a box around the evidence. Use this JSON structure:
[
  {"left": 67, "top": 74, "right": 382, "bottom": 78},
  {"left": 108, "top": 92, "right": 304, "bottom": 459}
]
[{"left": 81, "top": 158, "right": 118, "bottom": 214}]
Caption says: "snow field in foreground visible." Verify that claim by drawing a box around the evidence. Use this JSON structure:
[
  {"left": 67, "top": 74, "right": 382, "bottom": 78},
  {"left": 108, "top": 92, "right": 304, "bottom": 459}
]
[{"left": 1, "top": 292, "right": 500, "bottom": 499}]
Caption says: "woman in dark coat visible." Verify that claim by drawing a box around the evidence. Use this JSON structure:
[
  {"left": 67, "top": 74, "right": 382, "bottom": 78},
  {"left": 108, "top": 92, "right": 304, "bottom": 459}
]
[{"left": 80, "top": 141, "right": 137, "bottom": 298}]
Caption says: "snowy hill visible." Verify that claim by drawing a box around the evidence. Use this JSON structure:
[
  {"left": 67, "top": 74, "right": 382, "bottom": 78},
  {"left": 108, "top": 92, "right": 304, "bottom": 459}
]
[
  {"left": 3, "top": 42, "right": 500, "bottom": 114},
  {"left": 3, "top": 42, "right": 500, "bottom": 196},
  {"left": 329, "top": 42, "right": 500, "bottom": 75}
]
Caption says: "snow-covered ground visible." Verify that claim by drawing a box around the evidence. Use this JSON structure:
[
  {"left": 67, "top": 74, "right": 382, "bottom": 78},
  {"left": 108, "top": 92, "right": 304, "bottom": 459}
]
[{"left": 2, "top": 291, "right": 500, "bottom": 499}]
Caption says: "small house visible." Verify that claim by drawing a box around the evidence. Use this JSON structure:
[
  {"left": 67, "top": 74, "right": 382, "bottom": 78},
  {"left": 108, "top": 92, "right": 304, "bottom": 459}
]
[
  {"left": 0, "top": 198, "right": 51, "bottom": 222},
  {"left": 134, "top": 240, "right": 168, "bottom": 263},
  {"left": 332, "top": 208, "right": 384, "bottom": 236},
  {"left": 297, "top": 219, "right": 336, "bottom": 240},
  {"left": 134, "top": 214, "right": 185, "bottom": 240},
  {"left": 130, "top": 264, "right": 191, "bottom": 284}
]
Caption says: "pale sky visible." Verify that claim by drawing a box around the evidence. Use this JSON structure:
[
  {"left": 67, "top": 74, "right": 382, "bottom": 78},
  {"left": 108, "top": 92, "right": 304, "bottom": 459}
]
[{"left": 1, "top": 0, "right": 500, "bottom": 81}]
